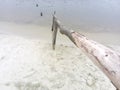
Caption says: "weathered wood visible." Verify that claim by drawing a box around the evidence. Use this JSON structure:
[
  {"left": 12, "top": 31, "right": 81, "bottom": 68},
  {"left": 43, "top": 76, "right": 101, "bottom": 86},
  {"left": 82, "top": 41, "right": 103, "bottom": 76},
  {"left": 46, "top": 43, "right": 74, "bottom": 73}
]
[
  {"left": 51, "top": 15, "right": 120, "bottom": 90},
  {"left": 72, "top": 32, "right": 120, "bottom": 90},
  {"left": 52, "top": 15, "right": 76, "bottom": 49}
]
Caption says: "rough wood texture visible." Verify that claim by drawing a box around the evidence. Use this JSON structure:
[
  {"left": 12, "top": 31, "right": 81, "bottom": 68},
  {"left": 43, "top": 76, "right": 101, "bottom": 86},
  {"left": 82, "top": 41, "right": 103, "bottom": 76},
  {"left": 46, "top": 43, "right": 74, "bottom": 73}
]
[
  {"left": 52, "top": 15, "right": 76, "bottom": 49},
  {"left": 72, "top": 32, "right": 120, "bottom": 90},
  {"left": 51, "top": 15, "right": 120, "bottom": 90}
]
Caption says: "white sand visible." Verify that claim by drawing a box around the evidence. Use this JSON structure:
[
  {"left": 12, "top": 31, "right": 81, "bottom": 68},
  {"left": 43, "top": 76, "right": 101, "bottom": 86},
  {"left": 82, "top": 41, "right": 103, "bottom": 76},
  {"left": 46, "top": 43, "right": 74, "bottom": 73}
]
[{"left": 0, "top": 34, "right": 117, "bottom": 90}]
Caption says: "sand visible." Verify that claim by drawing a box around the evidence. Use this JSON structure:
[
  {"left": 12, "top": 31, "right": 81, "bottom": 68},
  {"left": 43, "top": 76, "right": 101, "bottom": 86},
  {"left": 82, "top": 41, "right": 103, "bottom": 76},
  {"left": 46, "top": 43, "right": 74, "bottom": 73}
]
[{"left": 0, "top": 33, "right": 118, "bottom": 90}]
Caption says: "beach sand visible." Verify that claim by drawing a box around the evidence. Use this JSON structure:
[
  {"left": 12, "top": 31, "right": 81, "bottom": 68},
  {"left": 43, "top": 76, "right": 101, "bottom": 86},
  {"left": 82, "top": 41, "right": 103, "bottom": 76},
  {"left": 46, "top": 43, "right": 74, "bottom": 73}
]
[{"left": 0, "top": 22, "right": 120, "bottom": 90}]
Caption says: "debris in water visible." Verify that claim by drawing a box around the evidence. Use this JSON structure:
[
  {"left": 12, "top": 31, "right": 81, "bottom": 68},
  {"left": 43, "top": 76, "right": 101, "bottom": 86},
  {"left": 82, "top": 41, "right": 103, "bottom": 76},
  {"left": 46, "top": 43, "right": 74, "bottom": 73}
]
[
  {"left": 54, "top": 11, "right": 56, "bottom": 14},
  {"left": 40, "top": 12, "right": 43, "bottom": 16},
  {"left": 36, "top": 4, "right": 38, "bottom": 7}
]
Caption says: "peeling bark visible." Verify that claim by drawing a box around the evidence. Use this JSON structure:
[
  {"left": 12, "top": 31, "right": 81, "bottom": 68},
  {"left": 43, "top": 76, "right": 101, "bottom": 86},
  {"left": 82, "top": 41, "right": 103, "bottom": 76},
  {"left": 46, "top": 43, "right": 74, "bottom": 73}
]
[{"left": 51, "top": 15, "right": 120, "bottom": 90}]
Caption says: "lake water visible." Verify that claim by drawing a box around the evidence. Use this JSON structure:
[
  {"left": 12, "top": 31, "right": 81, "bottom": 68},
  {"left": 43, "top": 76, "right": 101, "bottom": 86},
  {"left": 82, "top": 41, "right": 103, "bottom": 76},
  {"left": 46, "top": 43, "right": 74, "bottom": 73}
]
[
  {"left": 0, "top": 0, "right": 120, "bottom": 45},
  {"left": 0, "top": 0, "right": 120, "bottom": 30}
]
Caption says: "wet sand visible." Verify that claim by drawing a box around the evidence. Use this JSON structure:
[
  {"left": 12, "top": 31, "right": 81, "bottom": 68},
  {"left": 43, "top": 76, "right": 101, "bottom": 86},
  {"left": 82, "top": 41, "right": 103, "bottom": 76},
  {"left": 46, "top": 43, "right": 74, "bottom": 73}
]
[{"left": 0, "top": 21, "right": 120, "bottom": 45}]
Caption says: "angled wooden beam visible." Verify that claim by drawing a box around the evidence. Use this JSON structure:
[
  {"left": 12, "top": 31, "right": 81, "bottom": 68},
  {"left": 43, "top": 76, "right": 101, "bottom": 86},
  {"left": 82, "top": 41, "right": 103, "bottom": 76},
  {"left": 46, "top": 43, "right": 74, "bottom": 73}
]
[{"left": 51, "top": 15, "right": 120, "bottom": 90}]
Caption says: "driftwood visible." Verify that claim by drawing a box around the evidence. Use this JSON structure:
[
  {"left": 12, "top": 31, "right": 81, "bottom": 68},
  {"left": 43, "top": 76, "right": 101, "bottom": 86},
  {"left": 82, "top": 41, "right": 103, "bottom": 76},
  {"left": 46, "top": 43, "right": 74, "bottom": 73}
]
[{"left": 51, "top": 15, "right": 120, "bottom": 90}]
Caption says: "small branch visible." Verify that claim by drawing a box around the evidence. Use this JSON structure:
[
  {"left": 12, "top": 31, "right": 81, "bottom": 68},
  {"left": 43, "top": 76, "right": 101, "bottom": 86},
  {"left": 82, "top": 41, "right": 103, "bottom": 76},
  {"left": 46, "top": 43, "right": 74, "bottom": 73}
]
[{"left": 52, "top": 15, "right": 76, "bottom": 49}]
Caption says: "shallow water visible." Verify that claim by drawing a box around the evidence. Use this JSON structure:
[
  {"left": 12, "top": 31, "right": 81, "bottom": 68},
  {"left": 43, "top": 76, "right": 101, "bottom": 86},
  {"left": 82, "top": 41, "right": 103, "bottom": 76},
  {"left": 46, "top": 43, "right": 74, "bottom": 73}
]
[
  {"left": 0, "top": 21, "right": 120, "bottom": 46},
  {"left": 0, "top": 0, "right": 120, "bottom": 46},
  {"left": 0, "top": 0, "right": 120, "bottom": 32}
]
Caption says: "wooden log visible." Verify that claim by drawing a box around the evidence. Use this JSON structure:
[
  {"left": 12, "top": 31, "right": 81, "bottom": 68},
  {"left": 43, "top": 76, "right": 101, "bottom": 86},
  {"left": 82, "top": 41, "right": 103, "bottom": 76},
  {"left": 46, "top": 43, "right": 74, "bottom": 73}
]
[
  {"left": 52, "top": 15, "right": 120, "bottom": 90},
  {"left": 72, "top": 32, "right": 120, "bottom": 90}
]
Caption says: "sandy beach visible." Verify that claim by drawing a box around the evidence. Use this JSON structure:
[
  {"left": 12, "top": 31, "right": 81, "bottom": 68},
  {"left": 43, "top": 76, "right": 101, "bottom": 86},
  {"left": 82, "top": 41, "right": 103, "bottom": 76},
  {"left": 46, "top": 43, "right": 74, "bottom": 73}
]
[{"left": 0, "top": 21, "right": 119, "bottom": 90}]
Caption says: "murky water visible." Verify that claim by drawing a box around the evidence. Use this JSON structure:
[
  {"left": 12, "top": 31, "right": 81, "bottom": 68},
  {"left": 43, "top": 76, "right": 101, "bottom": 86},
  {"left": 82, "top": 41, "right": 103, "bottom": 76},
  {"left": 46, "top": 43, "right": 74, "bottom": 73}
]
[
  {"left": 0, "top": 0, "right": 120, "bottom": 32},
  {"left": 0, "top": 0, "right": 120, "bottom": 45}
]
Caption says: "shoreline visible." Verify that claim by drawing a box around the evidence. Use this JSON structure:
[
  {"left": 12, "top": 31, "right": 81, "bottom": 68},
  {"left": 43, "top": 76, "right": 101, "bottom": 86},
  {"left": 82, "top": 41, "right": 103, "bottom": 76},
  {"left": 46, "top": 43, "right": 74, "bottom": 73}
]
[{"left": 0, "top": 21, "right": 120, "bottom": 46}]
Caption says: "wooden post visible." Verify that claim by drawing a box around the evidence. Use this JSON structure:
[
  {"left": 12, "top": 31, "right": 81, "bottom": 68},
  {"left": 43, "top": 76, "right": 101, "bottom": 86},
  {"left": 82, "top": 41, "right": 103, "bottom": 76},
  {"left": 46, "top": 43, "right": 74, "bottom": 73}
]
[{"left": 51, "top": 15, "right": 120, "bottom": 90}]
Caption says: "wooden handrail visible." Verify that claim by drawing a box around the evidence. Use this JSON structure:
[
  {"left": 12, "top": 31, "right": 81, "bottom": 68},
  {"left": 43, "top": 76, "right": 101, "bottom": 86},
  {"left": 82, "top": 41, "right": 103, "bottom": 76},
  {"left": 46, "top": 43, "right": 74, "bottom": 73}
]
[{"left": 51, "top": 15, "right": 120, "bottom": 90}]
